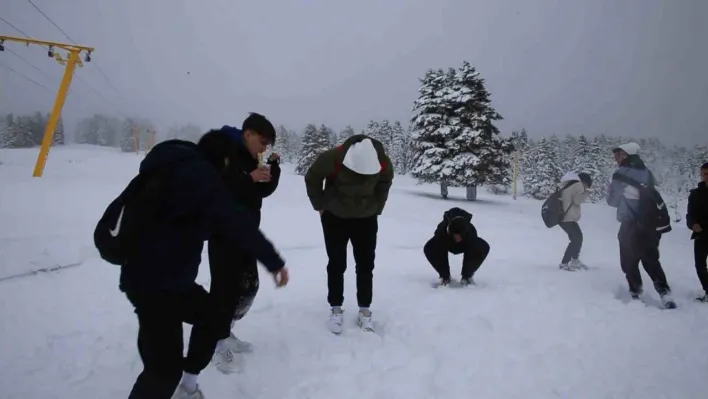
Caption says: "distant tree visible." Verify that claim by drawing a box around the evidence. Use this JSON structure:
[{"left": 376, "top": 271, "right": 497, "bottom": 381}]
[{"left": 295, "top": 123, "right": 331, "bottom": 175}]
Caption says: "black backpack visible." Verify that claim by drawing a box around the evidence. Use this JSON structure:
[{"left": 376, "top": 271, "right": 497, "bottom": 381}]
[
  {"left": 541, "top": 181, "right": 576, "bottom": 228},
  {"left": 93, "top": 169, "right": 171, "bottom": 266},
  {"left": 611, "top": 172, "right": 672, "bottom": 234}
]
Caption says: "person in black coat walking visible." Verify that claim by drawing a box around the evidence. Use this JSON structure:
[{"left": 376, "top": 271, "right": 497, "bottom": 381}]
[
  {"left": 113, "top": 137, "right": 289, "bottom": 399},
  {"left": 423, "top": 207, "right": 490, "bottom": 286},
  {"left": 687, "top": 162, "right": 708, "bottom": 302},
  {"left": 203, "top": 114, "right": 283, "bottom": 374}
]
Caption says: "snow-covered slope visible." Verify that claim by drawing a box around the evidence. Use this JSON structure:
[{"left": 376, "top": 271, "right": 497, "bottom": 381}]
[{"left": 0, "top": 145, "right": 706, "bottom": 399}]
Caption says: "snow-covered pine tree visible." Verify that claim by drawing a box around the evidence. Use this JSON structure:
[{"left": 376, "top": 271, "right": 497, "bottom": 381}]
[
  {"left": 286, "top": 130, "right": 302, "bottom": 162},
  {"left": 52, "top": 117, "right": 65, "bottom": 145},
  {"left": 409, "top": 68, "right": 455, "bottom": 184},
  {"left": 363, "top": 120, "right": 380, "bottom": 142},
  {"left": 318, "top": 124, "right": 334, "bottom": 147},
  {"left": 295, "top": 123, "right": 330, "bottom": 175},
  {"left": 521, "top": 137, "right": 563, "bottom": 199},
  {"left": 571, "top": 135, "right": 604, "bottom": 202},
  {"left": 376, "top": 120, "right": 393, "bottom": 154},
  {"left": 441, "top": 60, "right": 511, "bottom": 188},
  {"left": 389, "top": 121, "right": 409, "bottom": 173},
  {"left": 274, "top": 125, "right": 292, "bottom": 162},
  {"left": 120, "top": 119, "right": 137, "bottom": 152},
  {"left": 337, "top": 125, "right": 355, "bottom": 145},
  {"left": 560, "top": 135, "right": 578, "bottom": 172},
  {"left": 0, "top": 114, "right": 17, "bottom": 148}
]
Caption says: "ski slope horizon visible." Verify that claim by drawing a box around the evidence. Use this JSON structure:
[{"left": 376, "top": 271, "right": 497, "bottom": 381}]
[{"left": 0, "top": 145, "right": 706, "bottom": 399}]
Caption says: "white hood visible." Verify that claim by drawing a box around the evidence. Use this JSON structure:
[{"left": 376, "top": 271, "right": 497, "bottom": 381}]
[
  {"left": 342, "top": 139, "right": 380, "bottom": 175},
  {"left": 560, "top": 171, "right": 580, "bottom": 183},
  {"left": 614, "top": 142, "right": 641, "bottom": 155}
]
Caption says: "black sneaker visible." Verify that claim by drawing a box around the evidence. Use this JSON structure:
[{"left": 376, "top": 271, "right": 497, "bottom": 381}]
[
  {"left": 460, "top": 276, "right": 475, "bottom": 286},
  {"left": 439, "top": 277, "right": 451, "bottom": 286}
]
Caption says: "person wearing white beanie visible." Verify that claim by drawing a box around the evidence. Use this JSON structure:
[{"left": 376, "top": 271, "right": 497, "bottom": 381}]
[
  {"left": 305, "top": 134, "right": 394, "bottom": 334},
  {"left": 607, "top": 142, "right": 675, "bottom": 308}
]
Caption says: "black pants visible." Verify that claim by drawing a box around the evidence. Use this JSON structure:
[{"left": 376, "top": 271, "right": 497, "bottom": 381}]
[
  {"left": 321, "top": 211, "right": 378, "bottom": 308},
  {"left": 423, "top": 236, "right": 490, "bottom": 279},
  {"left": 208, "top": 238, "right": 260, "bottom": 341},
  {"left": 694, "top": 238, "right": 708, "bottom": 293},
  {"left": 559, "top": 222, "right": 583, "bottom": 264},
  {"left": 618, "top": 222, "right": 671, "bottom": 295},
  {"left": 125, "top": 284, "right": 219, "bottom": 399}
]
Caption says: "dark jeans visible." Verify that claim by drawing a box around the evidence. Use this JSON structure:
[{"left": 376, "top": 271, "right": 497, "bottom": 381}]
[
  {"left": 694, "top": 237, "right": 708, "bottom": 293},
  {"left": 320, "top": 211, "right": 378, "bottom": 308},
  {"left": 125, "top": 284, "right": 219, "bottom": 399},
  {"left": 423, "top": 236, "right": 490, "bottom": 279},
  {"left": 208, "top": 239, "right": 260, "bottom": 341},
  {"left": 618, "top": 222, "right": 671, "bottom": 295},
  {"left": 559, "top": 221, "right": 583, "bottom": 264}
]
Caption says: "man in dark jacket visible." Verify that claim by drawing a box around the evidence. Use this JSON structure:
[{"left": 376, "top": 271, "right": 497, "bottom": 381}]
[
  {"left": 205, "top": 114, "right": 282, "bottom": 374},
  {"left": 305, "top": 134, "right": 394, "bottom": 334},
  {"left": 117, "top": 137, "right": 289, "bottom": 399},
  {"left": 423, "top": 207, "right": 490, "bottom": 287},
  {"left": 687, "top": 162, "right": 708, "bottom": 302},
  {"left": 607, "top": 142, "right": 675, "bottom": 309}
]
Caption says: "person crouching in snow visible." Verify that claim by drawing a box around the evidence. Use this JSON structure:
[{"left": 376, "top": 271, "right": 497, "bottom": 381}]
[
  {"left": 305, "top": 135, "right": 394, "bottom": 334},
  {"left": 557, "top": 171, "right": 592, "bottom": 271},
  {"left": 423, "top": 207, "right": 490, "bottom": 287}
]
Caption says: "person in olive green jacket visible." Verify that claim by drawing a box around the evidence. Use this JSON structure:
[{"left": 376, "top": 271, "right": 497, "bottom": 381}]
[{"left": 305, "top": 134, "right": 394, "bottom": 334}]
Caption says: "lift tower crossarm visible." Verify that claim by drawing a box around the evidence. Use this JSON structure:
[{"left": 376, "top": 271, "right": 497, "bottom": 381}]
[{"left": 0, "top": 35, "right": 94, "bottom": 53}]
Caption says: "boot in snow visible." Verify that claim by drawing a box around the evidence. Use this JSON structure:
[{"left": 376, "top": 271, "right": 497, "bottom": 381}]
[
  {"left": 460, "top": 276, "right": 475, "bottom": 286},
  {"left": 660, "top": 292, "right": 677, "bottom": 309},
  {"left": 327, "top": 308, "right": 344, "bottom": 334},
  {"left": 559, "top": 263, "right": 578, "bottom": 271},
  {"left": 222, "top": 332, "right": 254, "bottom": 353},
  {"left": 630, "top": 288, "right": 643, "bottom": 300},
  {"left": 211, "top": 342, "right": 244, "bottom": 375},
  {"left": 569, "top": 258, "right": 588, "bottom": 270},
  {"left": 357, "top": 309, "right": 374, "bottom": 332},
  {"left": 438, "top": 277, "right": 451, "bottom": 286},
  {"left": 172, "top": 384, "right": 205, "bottom": 399}
]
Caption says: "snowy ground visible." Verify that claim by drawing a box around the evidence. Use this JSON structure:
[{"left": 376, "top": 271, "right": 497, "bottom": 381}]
[{"left": 0, "top": 145, "right": 707, "bottom": 399}]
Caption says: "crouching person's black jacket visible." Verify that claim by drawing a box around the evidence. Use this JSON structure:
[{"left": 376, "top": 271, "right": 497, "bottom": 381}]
[
  {"left": 433, "top": 207, "right": 478, "bottom": 251},
  {"left": 119, "top": 140, "right": 285, "bottom": 294}
]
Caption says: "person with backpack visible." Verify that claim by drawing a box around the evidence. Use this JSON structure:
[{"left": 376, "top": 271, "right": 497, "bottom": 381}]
[
  {"left": 686, "top": 162, "right": 708, "bottom": 302},
  {"left": 557, "top": 171, "right": 592, "bottom": 271},
  {"left": 94, "top": 136, "right": 289, "bottom": 399},
  {"left": 304, "top": 134, "right": 394, "bottom": 334},
  {"left": 423, "top": 207, "right": 490, "bottom": 287},
  {"left": 204, "top": 115, "right": 283, "bottom": 374},
  {"left": 607, "top": 142, "right": 675, "bottom": 309}
]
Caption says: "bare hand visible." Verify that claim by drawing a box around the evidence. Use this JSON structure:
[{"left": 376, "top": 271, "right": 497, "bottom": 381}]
[
  {"left": 272, "top": 267, "right": 289, "bottom": 288},
  {"left": 693, "top": 224, "right": 703, "bottom": 233},
  {"left": 268, "top": 153, "right": 280, "bottom": 163},
  {"left": 250, "top": 167, "right": 271, "bottom": 182}
]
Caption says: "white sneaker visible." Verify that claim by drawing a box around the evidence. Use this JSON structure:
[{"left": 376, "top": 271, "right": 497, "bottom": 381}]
[
  {"left": 222, "top": 333, "right": 254, "bottom": 353},
  {"left": 569, "top": 258, "right": 588, "bottom": 270},
  {"left": 211, "top": 344, "right": 244, "bottom": 375},
  {"left": 327, "top": 308, "right": 344, "bottom": 334},
  {"left": 172, "top": 384, "right": 205, "bottom": 399},
  {"left": 357, "top": 310, "right": 374, "bottom": 332},
  {"left": 559, "top": 263, "right": 578, "bottom": 271}
]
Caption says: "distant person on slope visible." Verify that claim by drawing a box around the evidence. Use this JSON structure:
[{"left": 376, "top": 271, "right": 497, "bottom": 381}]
[
  {"left": 202, "top": 114, "right": 283, "bottom": 375},
  {"left": 556, "top": 171, "right": 592, "bottom": 271},
  {"left": 423, "top": 207, "right": 490, "bottom": 287},
  {"left": 686, "top": 162, "right": 708, "bottom": 302},
  {"left": 96, "top": 136, "right": 288, "bottom": 399},
  {"left": 607, "top": 142, "right": 675, "bottom": 309},
  {"left": 305, "top": 135, "right": 394, "bottom": 334}
]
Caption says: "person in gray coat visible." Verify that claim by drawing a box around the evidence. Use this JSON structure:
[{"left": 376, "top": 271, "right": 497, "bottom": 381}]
[
  {"left": 607, "top": 142, "right": 675, "bottom": 308},
  {"left": 557, "top": 171, "right": 592, "bottom": 271}
]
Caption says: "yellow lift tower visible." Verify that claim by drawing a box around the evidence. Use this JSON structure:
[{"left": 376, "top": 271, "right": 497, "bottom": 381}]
[{"left": 0, "top": 35, "right": 94, "bottom": 177}]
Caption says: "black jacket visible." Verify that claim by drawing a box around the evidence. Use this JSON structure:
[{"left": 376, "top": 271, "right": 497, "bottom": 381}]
[
  {"left": 687, "top": 181, "right": 707, "bottom": 240},
  {"left": 119, "top": 140, "right": 285, "bottom": 293},
  {"left": 222, "top": 133, "right": 281, "bottom": 226},
  {"left": 433, "top": 208, "right": 478, "bottom": 253}
]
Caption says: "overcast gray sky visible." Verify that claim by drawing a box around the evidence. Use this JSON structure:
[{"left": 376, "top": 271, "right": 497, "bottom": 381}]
[{"left": 1, "top": 0, "right": 706, "bottom": 144}]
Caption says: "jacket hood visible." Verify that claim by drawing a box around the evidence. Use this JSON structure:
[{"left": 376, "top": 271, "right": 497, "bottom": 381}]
[
  {"left": 560, "top": 171, "right": 580, "bottom": 183},
  {"left": 341, "top": 135, "right": 381, "bottom": 175},
  {"left": 139, "top": 139, "right": 202, "bottom": 175},
  {"left": 220, "top": 125, "right": 244, "bottom": 144},
  {"left": 699, "top": 181, "right": 706, "bottom": 189},
  {"left": 613, "top": 142, "right": 640, "bottom": 156}
]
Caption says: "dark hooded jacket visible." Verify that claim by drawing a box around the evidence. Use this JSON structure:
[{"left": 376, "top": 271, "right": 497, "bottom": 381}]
[
  {"left": 118, "top": 140, "right": 285, "bottom": 293},
  {"left": 687, "top": 181, "right": 708, "bottom": 240},
  {"left": 433, "top": 207, "right": 478, "bottom": 253}
]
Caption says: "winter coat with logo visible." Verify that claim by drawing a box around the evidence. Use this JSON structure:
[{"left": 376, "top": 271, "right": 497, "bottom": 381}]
[
  {"left": 687, "top": 181, "right": 708, "bottom": 240},
  {"left": 118, "top": 140, "right": 285, "bottom": 294},
  {"left": 558, "top": 172, "right": 590, "bottom": 223},
  {"left": 304, "top": 134, "right": 394, "bottom": 219},
  {"left": 606, "top": 155, "right": 656, "bottom": 223}
]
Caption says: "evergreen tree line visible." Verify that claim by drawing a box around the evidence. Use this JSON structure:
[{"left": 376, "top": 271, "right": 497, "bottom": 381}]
[
  {"left": 512, "top": 129, "right": 708, "bottom": 220},
  {"left": 0, "top": 112, "right": 65, "bottom": 148},
  {"left": 75, "top": 114, "right": 156, "bottom": 152}
]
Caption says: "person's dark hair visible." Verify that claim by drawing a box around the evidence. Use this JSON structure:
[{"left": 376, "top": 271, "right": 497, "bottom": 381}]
[
  {"left": 702, "top": 162, "right": 708, "bottom": 170},
  {"left": 577, "top": 172, "right": 592, "bottom": 188},
  {"left": 242, "top": 112, "right": 276, "bottom": 144},
  {"left": 197, "top": 130, "right": 236, "bottom": 169}
]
